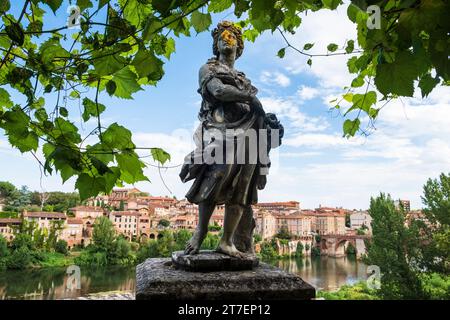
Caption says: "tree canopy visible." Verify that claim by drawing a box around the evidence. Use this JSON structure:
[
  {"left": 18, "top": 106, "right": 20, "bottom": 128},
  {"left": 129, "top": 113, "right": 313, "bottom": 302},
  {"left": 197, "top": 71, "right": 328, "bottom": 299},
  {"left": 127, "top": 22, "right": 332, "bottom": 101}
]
[{"left": 0, "top": 0, "right": 448, "bottom": 199}]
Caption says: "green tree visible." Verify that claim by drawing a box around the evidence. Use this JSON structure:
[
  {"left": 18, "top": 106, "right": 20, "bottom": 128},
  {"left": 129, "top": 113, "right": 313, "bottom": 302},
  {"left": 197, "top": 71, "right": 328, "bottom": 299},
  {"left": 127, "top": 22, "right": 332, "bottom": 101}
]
[
  {"left": 110, "top": 237, "right": 134, "bottom": 264},
  {"left": 119, "top": 200, "right": 125, "bottom": 211},
  {"left": 10, "top": 232, "right": 34, "bottom": 251},
  {"left": 158, "top": 219, "right": 170, "bottom": 228},
  {"left": 295, "top": 242, "right": 304, "bottom": 258},
  {"left": 275, "top": 225, "right": 292, "bottom": 240},
  {"left": 174, "top": 229, "right": 192, "bottom": 251},
  {"left": 346, "top": 242, "right": 356, "bottom": 255},
  {"left": 260, "top": 239, "right": 278, "bottom": 260},
  {"left": 92, "top": 216, "right": 116, "bottom": 252},
  {"left": 55, "top": 239, "right": 68, "bottom": 255},
  {"left": 0, "top": 234, "right": 8, "bottom": 258},
  {"left": 419, "top": 173, "right": 450, "bottom": 274},
  {"left": 311, "top": 246, "right": 321, "bottom": 257},
  {"left": 365, "top": 193, "right": 425, "bottom": 299},
  {"left": 200, "top": 232, "right": 220, "bottom": 250},
  {"left": 1, "top": 1, "right": 447, "bottom": 199},
  {"left": 253, "top": 233, "right": 262, "bottom": 243},
  {"left": 345, "top": 213, "right": 351, "bottom": 228},
  {"left": 45, "top": 220, "right": 65, "bottom": 251},
  {"left": 0, "top": 181, "right": 16, "bottom": 198}
]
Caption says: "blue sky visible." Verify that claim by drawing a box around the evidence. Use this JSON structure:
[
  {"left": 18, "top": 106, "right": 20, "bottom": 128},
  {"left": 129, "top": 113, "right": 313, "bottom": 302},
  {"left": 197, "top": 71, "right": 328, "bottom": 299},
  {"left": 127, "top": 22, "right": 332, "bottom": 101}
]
[{"left": 1, "top": 2, "right": 449, "bottom": 210}]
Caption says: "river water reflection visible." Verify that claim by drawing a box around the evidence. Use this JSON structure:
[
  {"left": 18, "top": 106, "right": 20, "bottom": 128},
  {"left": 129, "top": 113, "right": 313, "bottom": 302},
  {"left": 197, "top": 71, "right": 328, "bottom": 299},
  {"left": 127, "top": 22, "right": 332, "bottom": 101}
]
[
  {"left": 0, "top": 256, "right": 367, "bottom": 299},
  {"left": 271, "top": 256, "right": 368, "bottom": 291}
]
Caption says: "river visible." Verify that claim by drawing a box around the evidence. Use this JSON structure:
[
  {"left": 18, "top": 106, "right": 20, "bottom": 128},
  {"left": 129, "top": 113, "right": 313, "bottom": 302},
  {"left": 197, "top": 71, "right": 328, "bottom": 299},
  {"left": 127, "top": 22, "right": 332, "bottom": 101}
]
[{"left": 0, "top": 256, "right": 367, "bottom": 299}]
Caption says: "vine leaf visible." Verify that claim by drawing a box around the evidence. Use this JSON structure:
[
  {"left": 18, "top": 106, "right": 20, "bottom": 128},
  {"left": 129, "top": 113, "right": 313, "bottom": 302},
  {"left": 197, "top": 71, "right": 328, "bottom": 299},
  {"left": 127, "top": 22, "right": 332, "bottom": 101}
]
[
  {"left": 151, "top": 148, "right": 171, "bottom": 165},
  {"left": 191, "top": 10, "right": 212, "bottom": 34},
  {"left": 375, "top": 51, "right": 417, "bottom": 97}
]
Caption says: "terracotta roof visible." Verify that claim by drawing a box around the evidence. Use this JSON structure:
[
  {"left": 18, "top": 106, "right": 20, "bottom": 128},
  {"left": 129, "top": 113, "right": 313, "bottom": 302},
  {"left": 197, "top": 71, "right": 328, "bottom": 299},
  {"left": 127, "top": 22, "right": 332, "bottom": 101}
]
[
  {"left": 0, "top": 218, "right": 22, "bottom": 224},
  {"left": 24, "top": 212, "right": 66, "bottom": 219},
  {"left": 67, "top": 218, "right": 83, "bottom": 225},
  {"left": 111, "top": 211, "right": 140, "bottom": 216},
  {"left": 69, "top": 206, "right": 103, "bottom": 212},
  {"left": 256, "top": 201, "right": 299, "bottom": 207}
]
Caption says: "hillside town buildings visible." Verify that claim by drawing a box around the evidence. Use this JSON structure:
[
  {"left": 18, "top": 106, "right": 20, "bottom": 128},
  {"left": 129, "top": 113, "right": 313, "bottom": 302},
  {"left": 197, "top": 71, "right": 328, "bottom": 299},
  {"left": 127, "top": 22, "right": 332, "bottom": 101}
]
[{"left": 1, "top": 188, "right": 399, "bottom": 256}]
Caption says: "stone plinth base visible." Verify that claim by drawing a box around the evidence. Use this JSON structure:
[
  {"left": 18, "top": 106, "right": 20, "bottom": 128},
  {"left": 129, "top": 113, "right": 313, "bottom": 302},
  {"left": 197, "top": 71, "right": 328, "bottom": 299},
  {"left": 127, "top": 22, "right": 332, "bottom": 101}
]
[
  {"left": 136, "top": 258, "right": 316, "bottom": 300},
  {"left": 172, "top": 250, "right": 259, "bottom": 272}
]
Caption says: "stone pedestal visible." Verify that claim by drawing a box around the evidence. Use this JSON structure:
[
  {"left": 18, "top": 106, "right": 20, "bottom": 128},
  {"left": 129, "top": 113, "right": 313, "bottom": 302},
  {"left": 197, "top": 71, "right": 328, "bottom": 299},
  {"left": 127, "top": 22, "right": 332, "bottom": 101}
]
[
  {"left": 136, "top": 257, "right": 316, "bottom": 300},
  {"left": 171, "top": 250, "right": 259, "bottom": 272}
]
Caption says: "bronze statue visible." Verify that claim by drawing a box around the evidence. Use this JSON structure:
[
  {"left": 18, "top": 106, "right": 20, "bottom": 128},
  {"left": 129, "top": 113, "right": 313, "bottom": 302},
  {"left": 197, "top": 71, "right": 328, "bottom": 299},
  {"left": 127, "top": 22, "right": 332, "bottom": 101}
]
[{"left": 179, "top": 21, "right": 283, "bottom": 258}]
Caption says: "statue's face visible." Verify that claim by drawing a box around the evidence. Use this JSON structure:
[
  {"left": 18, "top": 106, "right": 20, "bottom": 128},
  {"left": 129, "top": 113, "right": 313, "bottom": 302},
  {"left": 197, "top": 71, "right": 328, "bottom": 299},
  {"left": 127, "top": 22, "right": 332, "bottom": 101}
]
[{"left": 218, "top": 29, "right": 237, "bottom": 57}]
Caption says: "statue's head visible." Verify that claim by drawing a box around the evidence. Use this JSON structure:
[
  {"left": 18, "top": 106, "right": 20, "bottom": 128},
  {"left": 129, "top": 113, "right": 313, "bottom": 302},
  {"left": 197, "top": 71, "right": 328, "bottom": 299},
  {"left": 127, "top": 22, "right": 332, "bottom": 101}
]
[{"left": 212, "top": 21, "right": 244, "bottom": 60}]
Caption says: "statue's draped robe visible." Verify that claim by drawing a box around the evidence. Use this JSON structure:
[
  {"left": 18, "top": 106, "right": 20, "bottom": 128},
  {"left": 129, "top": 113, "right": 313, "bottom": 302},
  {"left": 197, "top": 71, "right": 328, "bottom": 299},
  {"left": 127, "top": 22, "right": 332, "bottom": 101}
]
[{"left": 180, "top": 58, "right": 268, "bottom": 208}]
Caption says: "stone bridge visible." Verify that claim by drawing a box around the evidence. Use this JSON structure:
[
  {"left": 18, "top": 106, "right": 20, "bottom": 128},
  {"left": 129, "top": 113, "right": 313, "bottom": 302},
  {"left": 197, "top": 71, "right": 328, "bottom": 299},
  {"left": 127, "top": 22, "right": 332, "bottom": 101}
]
[{"left": 320, "top": 234, "right": 369, "bottom": 259}]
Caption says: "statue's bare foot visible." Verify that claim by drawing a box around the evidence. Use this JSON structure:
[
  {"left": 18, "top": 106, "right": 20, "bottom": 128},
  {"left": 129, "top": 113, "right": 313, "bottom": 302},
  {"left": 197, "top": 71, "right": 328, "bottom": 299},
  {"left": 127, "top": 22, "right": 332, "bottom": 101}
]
[
  {"left": 216, "top": 241, "right": 245, "bottom": 259},
  {"left": 184, "top": 234, "right": 202, "bottom": 255}
]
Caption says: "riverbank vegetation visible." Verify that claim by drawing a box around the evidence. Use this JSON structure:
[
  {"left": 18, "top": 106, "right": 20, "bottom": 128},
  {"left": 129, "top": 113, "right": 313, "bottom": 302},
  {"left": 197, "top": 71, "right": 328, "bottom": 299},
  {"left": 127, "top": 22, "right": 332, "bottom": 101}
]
[
  {"left": 0, "top": 219, "right": 73, "bottom": 270},
  {"left": 362, "top": 173, "right": 450, "bottom": 300}
]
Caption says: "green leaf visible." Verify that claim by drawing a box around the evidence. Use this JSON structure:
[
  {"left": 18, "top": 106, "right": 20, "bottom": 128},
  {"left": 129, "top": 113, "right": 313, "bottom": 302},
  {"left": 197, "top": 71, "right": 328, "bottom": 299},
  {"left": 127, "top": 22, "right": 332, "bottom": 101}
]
[
  {"left": 191, "top": 10, "right": 212, "bottom": 34},
  {"left": 143, "top": 17, "right": 163, "bottom": 41},
  {"left": 164, "top": 38, "right": 176, "bottom": 59},
  {"left": 375, "top": 51, "right": 418, "bottom": 97},
  {"left": 75, "top": 173, "right": 105, "bottom": 200},
  {"left": 77, "top": 0, "right": 93, "bottom": 12},
  {"left": 59, "top": 107, "right": 68, "bottom": 117},
  {"left": 111, "top": 66, "right": 142, "bottom": 99},
  {"left": 303, "top": 43, "right": 314, "bottom": 51},
  {"left": 82, "top": 97, "right": 106, "bottom": 122},
  {"left": 102, "top": 123, "right": 135, "bottom": 150},
  {"left": 93, "top": 50, "right": 127, "bottom": 76},
  {"left": 277, "top": 48, "right": 286, "bottom": 58},
  {"left": 208, "top": 0, "right": 233, "bottom": 13},
  {"left": 0, "top": 107, "right": 38, "bottom": 152},
  {"left": 351, "top": 75, "right": 365, "bottom": 88},
  {"left": 88, "top": 155, "right": 112, "bottom": 175},
  {"left": 5, "top": 23, "right": 24, "bottom": 46},
  {"left": 151, "top": 148, "right": 170, "bottom": 165},
  {"left": 243, "top": 29, "right": 259, "bottom": 42},
  {"left": 116, "top": 152, "right": 147, "bottom": 183},
  {"left": 35, "top": 108, "right": 48, "bottom": 122},
  {"left": 418, "top": 73, "right": 440, "bottom": 98},
  {"left": 132, "top": 49, "right": 164, "bottom": 79},
  {"left": 39, "top": 38, "right": 70, "bottom": 65},
  {"left": 42, "top": 0, "right": 63, "bottom": 14},
  {"left": 0, "top": 0, "right": 10, "bottom": 12},
  {"left": 118, "top": 0, "right": 152, "bottom": 28},
  {"left": 343, "top": 93, "right": 353, "bottom": 102},
  {"left": 345, "top": 91, "right": 377, "bottom": 116},
  {"left": 0, "top": 88, "right": 13, "bottom": 109},
  {"left": 52, "top": 118, "right": 82, "bottom": 143},
  {"left": 345, "top": 40, "right": 354, "bottom": 53},
  {"left": 99, "top": 0, "right": 109, "bottom": 9},
  {"left": 327, "top": 43, "right": 339, "bottom": 52},
  {"left": 106, "top": 80, "right": 116, "bottom": 96},
  {"left": 322, "top": 0, "right": 342, "bottom": 10},
  {"left": 343, "top": 118, "right": 360, "bottom": 137},
  {"left": 307, "top": 58, "right": 312, "bottom": 67}
]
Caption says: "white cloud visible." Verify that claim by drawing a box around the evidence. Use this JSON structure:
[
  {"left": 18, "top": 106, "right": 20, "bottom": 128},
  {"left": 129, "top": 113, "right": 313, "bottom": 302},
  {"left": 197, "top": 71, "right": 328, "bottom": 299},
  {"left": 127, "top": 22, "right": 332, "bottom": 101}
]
[
  {"left": 259, "top": 71, "right": 291, "bottom": 87},
  {"left": 260, "top": 96, "right": 329, "bottom": 132},
  {"left": 281, "top": 6, "right": 358, "bottom": 89},
  {"left": 297, "top": 85, "right": 320, "bottom": 101}
]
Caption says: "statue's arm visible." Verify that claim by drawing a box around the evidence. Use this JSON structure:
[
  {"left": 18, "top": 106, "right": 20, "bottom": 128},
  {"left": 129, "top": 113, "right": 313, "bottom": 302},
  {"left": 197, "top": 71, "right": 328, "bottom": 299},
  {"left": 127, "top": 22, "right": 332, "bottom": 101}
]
[
  {"left": 206, "top": 77, "right": 253, "bottom": 102},
  {"left": 199, "top": 65, "right": 253, "bottom": 102}
]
